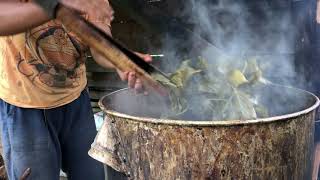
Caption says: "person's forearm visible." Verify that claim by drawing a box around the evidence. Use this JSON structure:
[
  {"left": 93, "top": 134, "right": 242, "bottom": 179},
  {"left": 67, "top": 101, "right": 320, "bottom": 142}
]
[
  {"left": 89, "top": 25, "right": 114, "bottom": 69},
  {"left": 90, "top": 48, "right": 115, "bottom": 69},
  {"left": 0, "top": 2, "right": 50, "bottom": 36}
]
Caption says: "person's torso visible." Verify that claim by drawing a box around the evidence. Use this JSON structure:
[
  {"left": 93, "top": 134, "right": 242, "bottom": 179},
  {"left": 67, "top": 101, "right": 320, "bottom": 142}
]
[{"left": 0, "top": 20, "right": 88, "bottom": 108}]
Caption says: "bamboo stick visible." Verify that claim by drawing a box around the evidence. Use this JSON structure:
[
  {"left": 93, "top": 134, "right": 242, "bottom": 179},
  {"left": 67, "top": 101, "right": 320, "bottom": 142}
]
[{"left": 56, "top": 6, "right": 168, "bottom": 96}]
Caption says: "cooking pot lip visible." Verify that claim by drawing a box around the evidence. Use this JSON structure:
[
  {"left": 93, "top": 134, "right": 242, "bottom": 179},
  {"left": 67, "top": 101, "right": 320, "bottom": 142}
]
[{"left": 98, "top": 86, "right": 320, "bottom": 127}]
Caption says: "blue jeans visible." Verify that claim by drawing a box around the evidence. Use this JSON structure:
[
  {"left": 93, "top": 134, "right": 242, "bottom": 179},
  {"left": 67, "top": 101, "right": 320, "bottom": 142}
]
[{"left": 0, "top": 90, "right": 104, "bottom": 180}]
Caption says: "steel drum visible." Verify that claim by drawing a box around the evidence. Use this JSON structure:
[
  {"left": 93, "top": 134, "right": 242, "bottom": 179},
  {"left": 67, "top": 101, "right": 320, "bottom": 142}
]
[{"left": 89, "top": 85, "right": 319, "bottom": 180}]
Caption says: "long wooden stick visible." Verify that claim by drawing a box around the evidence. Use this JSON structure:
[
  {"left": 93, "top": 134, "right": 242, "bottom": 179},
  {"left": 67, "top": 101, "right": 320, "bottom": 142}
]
[{"left": 56, "top": 6, "right": 168, "bottom": 96}]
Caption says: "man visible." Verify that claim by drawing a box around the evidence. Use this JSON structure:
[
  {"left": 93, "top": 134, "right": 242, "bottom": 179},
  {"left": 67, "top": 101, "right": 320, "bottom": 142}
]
[{"left": 0, "top": 0, "right": 151, "bottom": 179}]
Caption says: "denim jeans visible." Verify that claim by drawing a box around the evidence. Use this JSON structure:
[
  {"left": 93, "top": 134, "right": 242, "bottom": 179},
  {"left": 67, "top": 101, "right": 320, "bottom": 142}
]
[{"left": 0, "top": 90, "right": 104, "bottom": 180}]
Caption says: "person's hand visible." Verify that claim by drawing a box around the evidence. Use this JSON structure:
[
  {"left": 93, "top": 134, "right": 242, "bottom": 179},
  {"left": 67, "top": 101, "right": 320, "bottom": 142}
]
[
  {"left": 117, "top": 52, "right": 152, "bottom": 94},
  {"left": 89, "top": 49, "right": 152, "bottom": 94},
  {"left": 60, "top": 0, "right": 114, "bottom": 26}
]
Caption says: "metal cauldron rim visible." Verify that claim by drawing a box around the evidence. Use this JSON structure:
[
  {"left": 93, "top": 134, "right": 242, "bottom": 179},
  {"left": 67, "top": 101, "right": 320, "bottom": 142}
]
[{"left": 98, "top": 85, "right": 320, "bottom": 127}]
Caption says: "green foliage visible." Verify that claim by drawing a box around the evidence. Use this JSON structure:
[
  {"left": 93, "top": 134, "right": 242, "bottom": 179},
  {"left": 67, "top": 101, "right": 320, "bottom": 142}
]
[{"left": 153, "top": 57, "right": 269, "bottom": 120}]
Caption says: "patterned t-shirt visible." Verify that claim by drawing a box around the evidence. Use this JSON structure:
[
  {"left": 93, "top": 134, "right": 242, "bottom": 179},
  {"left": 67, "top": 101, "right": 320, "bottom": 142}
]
[{"left": 0, "top": 0, "right": 112, "bottom": 108}]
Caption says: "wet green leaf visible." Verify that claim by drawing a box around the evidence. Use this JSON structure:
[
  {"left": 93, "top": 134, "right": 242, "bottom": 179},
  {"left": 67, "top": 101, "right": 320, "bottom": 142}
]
[
  {"left": 169, "top": 60, "right": 202, "bottom": 88},
  {"left": 196, "top": 56, "right": 209, "bottom": 71},
  {"left": 243, "top": 58, "right": 263, "bottom": 84},
  {"left": 228, "top": 69, "right": 248, "bottom": 87},
  {"left": 254, "top": 104, "right": 269, "bottom": 118},
  {"left": 153, "top": 57, "right": 268, "bottom": 121}
]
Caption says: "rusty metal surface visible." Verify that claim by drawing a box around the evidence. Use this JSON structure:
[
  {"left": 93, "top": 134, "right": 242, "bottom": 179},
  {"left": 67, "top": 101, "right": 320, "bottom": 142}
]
[{"left": 89, "top": 87, "right": 319, "bottom": 180}]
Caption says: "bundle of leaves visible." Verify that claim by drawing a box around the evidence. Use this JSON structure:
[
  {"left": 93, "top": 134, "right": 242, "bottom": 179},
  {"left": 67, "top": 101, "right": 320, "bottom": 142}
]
[{"left": 153, "top": 57, "right": 269, "bottom": 121}]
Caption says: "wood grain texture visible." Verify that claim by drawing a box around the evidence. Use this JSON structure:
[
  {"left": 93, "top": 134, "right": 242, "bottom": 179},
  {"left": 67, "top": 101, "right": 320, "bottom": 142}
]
[{"left": 56, "top": 6, "right": 168, "bottom": 96}]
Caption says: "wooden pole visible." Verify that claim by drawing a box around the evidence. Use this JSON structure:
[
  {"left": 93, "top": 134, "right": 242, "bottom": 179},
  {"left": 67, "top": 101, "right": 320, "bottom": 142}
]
[{"left": 56, "top": 6, "right": 168, "bottom": 96}]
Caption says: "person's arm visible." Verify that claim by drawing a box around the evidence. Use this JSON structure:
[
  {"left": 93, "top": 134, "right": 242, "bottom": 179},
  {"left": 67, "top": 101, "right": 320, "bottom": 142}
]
[
  {"left": 0, "top": 2, "right": 50, "bottom": 36},
  {"left": 90, "top": 48, "right": 115, "bottom": 69},
  {"left": 90, "top": 48, "right": 152, "bottom": 91}
]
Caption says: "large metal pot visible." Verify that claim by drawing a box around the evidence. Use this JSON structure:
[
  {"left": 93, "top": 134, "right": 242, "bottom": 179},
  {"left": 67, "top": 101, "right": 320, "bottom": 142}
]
[{"left": 89, "top": 85, "right": 319, "bottom": 180}]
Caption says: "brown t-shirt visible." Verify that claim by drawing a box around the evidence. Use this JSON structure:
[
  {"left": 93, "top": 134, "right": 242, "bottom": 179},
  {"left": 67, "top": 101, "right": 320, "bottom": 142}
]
[{"left": 0, "top": 1, "right": 112, "bottom": 108}]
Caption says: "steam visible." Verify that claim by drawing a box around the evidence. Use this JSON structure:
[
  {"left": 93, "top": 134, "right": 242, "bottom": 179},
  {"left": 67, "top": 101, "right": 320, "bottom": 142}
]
[
  {"left": 187, "top": 0, "right": 297, "bottom": 82},
  {"left": 156, "top": 0, "right": 312, "bottom": 120},
  {"left": 104, "top": 0, "right": 313, "bottom": 121}
]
